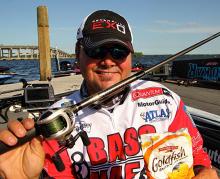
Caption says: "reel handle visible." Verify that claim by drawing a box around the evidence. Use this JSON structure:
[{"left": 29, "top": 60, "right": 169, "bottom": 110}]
[
  {"left": 0, "top": 128, "right": 37, "bottom": 155},
  {"left": 79, "top": 131, "right": 91, "bottom": 146}
]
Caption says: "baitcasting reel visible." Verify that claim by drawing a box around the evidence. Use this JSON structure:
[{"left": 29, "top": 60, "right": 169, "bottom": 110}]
[{"left": 36, "top": 107, "right": 90, "bottom": 172}]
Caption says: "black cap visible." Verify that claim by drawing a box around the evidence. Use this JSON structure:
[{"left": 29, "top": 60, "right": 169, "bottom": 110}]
[{"left": 77, "top": 10, "right": 134, "bottom": 52}]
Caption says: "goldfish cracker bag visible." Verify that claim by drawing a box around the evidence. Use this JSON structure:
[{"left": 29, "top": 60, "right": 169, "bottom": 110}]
[{"left": 140, "top": 128, "right": 195, "bottom": 179}]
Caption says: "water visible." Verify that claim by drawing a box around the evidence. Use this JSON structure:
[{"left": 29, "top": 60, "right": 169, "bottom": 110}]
[
  {"left": 0, "top": 54, "right": 219, "bottom": 84},
  {"left": 0, "top": 58, "right": 74, "bottom": 84}
]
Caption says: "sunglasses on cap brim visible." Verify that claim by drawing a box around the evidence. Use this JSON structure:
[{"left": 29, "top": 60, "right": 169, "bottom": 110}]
[{"left": 82, "top": 44, "right": 131, "bottom": 60}]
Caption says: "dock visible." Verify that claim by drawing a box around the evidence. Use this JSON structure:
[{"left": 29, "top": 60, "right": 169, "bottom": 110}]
[{"left": 0, "top": 74, "right": 82, "bottom": 97}]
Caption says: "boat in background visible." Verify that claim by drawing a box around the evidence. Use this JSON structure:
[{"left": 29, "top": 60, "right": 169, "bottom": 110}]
[
  {"left": 132, "top": 62, "right": 144, "bottom": 72},
  {"left": 0, "top": 74, "right": 15, "bottom": 84},
  {"left": 53, "top": 60, "right": 81, "bottom": 78},
  {"left": 0, "top": 66, "right": 15, "bottom": 84},
  {"left": 0, "top": 66, "right": 10, "bottom": 72},
  {"left": 72, "top": 61, "right": 81, "bottom": 75},
  {"left": 187, "top": 107, "right": 220, "bottom": 171},
  {"left": 171, "top": 58, "right": 220, "bottom": 88}
]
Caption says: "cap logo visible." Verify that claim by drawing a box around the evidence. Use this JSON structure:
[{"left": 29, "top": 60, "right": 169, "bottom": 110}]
[{"left": 92, "top": 19, "right": 126, "bottom": 34}]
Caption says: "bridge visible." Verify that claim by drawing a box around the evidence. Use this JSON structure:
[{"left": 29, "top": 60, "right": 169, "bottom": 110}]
[{"left": 0, "top": 45, "right": 75, "bottom": 60}]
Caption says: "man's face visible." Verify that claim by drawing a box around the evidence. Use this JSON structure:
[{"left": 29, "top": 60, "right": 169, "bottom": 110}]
[{"left": 78, "top": 44, "right": 132, "bottom": 95}]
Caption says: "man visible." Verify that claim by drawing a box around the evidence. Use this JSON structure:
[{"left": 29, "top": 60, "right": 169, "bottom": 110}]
[{"left": 0, "top": 10, "right": 218, "bottom": 179}]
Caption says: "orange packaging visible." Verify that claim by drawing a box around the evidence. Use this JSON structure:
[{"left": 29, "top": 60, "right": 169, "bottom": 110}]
[{"left": 140, "top": 128, "right": 195, "bottom": 179}]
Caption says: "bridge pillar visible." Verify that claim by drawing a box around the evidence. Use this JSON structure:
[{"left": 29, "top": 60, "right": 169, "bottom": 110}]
[
  {"left": 18, "top": 48, "right": 20, "bottom": 59},
  {"left": 31, "top": 49, "right": 34, "bottom": 59},
  {"left": 1, "top": 49, "right": 5, "bottom": 59},
  {"left": 9, "top": 48, "right": 13, "bottom": 60}
]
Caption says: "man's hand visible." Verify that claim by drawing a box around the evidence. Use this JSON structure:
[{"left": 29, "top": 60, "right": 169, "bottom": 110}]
[
  {"left": 193, "top": 167, "right": 219, "bottom": 179},
  {"left": 0, "top": 118, "right": 45, "bottom": 179}
]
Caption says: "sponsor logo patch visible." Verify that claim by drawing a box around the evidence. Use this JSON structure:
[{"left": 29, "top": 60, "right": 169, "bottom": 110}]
[
  {"left": 140, "top": 108, "right": 170, "bottom": 123},
  {"left": 137, "top": 99, "right": 170, "bottom": 107},
  {"left": 132, "top": 87, "right": 172, "bottom": 101},
  {"left": 75, "top": 121, "right": 92, "bottom": 133},
  {"left": 92, "top": 19, "right": 126, "bottom": 34}
]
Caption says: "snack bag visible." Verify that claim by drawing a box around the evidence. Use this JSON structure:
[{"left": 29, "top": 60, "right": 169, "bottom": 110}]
[{"left": 140, "top": 128, "right": 195, "bottom": 179}]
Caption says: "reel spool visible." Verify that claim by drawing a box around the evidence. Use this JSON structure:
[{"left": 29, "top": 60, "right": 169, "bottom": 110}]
[{"left": 36, "top": 108, "right": 75, "bottom": 142}]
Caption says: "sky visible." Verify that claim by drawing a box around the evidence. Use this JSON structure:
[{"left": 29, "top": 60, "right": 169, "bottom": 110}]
[{"left": 0, "top": 0, "right": 220, "bottom": 55}]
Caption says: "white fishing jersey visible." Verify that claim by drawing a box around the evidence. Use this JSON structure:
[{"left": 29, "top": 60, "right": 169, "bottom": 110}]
[{"left": 43, "top": 80, "right": 211, "bottom": 179}]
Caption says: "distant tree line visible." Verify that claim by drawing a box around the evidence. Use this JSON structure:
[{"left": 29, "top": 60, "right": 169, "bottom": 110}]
[{"left": 133, "top": 52, "right": 144, "bottom": 58}]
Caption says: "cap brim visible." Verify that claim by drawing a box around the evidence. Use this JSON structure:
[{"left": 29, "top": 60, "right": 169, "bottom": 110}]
[{"left": 81, "top": 36, "right": 134, "bottom": 53}]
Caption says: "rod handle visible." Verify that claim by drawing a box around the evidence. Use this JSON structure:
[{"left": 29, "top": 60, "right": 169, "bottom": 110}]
[{"left": 0, "top": 128, "right": 37, "bottom": 155}]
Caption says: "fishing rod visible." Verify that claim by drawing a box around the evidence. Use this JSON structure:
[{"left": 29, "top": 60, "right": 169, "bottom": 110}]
[{"left": 0, "top": 31, "right": 220, "bottom": 155}]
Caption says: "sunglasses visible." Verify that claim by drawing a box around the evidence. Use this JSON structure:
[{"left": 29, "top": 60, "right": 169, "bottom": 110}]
[{"left": 83, "top": 45, "right": 130, "bottom": 60}]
